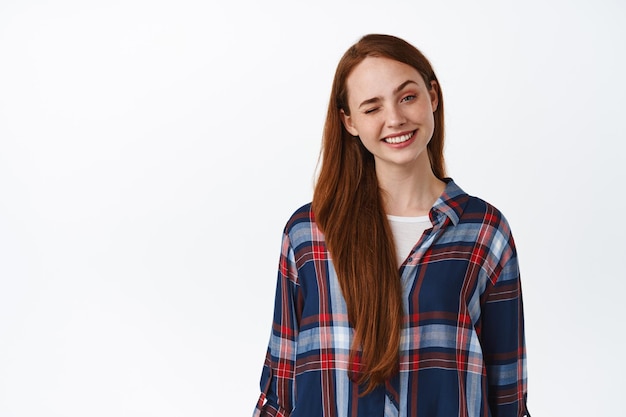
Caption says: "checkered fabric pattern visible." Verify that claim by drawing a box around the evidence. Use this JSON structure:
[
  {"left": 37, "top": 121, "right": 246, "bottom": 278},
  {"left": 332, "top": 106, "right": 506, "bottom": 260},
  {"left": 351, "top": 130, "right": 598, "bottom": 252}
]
[{"left": 253, "top": 180, "right": 529, "bottom": 417}]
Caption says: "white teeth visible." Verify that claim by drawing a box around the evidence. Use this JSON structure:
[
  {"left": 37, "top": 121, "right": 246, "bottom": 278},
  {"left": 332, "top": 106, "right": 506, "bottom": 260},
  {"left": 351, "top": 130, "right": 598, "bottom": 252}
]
[{"left": 384, "top": 132, "right": 413, "bottom": 144}]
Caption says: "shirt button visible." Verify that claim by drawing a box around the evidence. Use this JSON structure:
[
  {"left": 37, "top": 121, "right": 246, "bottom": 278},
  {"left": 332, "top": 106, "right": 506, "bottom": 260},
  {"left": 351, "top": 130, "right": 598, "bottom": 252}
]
[{"left": 408, "top": 257, "right": 413, "bottom": 262}]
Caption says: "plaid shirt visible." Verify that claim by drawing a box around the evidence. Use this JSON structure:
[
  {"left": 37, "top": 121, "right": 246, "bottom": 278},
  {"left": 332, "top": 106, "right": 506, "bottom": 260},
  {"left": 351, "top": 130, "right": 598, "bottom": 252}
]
[{"left": 253, "top": 180, "right": 529, "bottom": 417}]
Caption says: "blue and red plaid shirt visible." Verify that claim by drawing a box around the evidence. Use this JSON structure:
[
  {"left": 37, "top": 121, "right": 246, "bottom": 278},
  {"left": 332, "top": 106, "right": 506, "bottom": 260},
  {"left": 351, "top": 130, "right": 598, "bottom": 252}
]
[{"left": 254, "top": 180, "right": 529, "bottom": 417}]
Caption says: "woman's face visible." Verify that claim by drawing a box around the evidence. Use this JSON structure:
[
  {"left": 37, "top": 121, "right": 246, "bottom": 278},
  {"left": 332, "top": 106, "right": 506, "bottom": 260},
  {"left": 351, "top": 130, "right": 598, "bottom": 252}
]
[{"left": 341, "top": 56, "right": 438, "bottom": 172}]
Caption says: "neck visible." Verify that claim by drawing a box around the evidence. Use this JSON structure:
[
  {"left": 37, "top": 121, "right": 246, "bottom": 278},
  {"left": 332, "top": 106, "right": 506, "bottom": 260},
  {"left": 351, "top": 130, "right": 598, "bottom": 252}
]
[{"left": 375, "top": 155, "right": 445, "bottom": 217}]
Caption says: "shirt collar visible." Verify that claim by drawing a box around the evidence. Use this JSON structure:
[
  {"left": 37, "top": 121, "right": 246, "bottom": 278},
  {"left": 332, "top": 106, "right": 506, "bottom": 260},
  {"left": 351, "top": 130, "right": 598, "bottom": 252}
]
[{"left": 430, "top": 178, "right": 469, "bottom": 226}]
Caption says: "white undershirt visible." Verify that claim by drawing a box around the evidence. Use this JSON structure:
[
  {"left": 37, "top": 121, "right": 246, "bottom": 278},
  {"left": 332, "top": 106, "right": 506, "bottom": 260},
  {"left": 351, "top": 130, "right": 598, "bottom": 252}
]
[{"left": 387, "top": 215, "right": 432, "bottom": 267}]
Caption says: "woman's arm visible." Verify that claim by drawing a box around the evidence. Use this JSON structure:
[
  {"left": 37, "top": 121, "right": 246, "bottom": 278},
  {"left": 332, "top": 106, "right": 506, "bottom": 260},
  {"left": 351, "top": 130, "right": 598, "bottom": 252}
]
[
  {"left": 481, "top": 253, "right": 530, "bottom": 417},
  {"left": 253, "top": 232, "right": 300, "bottom": 417}
]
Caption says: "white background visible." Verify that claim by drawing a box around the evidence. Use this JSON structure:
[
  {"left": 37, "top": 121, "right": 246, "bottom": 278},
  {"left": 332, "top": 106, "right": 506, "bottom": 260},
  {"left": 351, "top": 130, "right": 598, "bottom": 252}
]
[{"left": 1, "top": 1, "right": 624, "bottom": 416}]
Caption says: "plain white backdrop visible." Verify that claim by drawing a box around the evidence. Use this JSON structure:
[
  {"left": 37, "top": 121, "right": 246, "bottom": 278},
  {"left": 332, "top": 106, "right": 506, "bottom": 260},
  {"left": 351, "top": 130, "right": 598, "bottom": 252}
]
[{"left": 1, "top": 0, "right": 624, "bottom": 416}]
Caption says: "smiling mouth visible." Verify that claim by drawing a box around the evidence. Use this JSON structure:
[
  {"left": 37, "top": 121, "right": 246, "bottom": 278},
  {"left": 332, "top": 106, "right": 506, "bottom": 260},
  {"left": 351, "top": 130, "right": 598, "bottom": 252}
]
[{"left": 383, "top": 131, "right": 415, "bottom": 144}]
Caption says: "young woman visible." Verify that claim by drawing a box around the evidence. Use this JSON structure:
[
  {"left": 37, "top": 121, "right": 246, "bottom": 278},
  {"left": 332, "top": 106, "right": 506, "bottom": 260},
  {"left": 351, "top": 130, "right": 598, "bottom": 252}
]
[{"left": 253, "top": 34, "right": 530, "bottom": 417}]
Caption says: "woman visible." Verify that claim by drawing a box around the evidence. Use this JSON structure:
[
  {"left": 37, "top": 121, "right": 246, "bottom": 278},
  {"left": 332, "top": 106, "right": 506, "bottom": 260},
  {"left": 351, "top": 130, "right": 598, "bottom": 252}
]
[{"left": 253, "top": 34, "right": 529, "bottom": 417}]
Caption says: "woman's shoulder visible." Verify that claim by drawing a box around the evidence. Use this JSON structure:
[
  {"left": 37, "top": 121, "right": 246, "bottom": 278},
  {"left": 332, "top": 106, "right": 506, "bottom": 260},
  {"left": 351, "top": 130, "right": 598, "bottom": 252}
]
[
  {"left": 440, "top": 180, "right": 507, "bottom": 224},
  {"left": 284, "top": 202, "right": 314, "bottom": 227},
  {"left": 464, "top": 194, "right": 505, "bottom": 217},
  {"left": 442, "top": 180, "right": 514, "bottom": 240},
  {"left": 457, "top": 194, "right": 519, "bottom": 269},
  {"left": 281, "top": 202, "right": 323, "bottom": 246},
  {"left": 463, "top": 194, "right": 511, "bottom": 229}
]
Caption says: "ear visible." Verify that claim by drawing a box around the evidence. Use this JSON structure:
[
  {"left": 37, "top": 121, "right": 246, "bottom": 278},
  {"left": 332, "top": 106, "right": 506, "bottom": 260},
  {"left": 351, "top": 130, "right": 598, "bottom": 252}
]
[
  {"left": 340, "top": 109, "right": 359, "bottom": 137},
  {"left": 429, "top": 80, "right": 439, "bottom": 112}
]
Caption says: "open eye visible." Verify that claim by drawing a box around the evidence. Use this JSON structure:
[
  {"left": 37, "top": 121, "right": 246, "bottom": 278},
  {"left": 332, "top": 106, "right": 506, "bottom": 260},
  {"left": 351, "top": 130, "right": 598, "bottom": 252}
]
[{"left": 401, "top": 95, "right": 416, "bottom": 103}]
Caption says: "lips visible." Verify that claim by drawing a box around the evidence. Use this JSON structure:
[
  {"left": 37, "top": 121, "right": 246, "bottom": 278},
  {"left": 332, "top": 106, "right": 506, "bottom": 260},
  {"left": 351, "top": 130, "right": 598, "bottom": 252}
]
[{"left": 383, "top": 130, "right": 415, "bottom": 144}]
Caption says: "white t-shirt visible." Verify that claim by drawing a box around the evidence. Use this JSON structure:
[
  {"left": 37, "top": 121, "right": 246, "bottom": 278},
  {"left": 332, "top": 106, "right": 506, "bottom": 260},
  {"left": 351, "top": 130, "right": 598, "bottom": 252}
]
[{"left": 387, "top": 214, "right": 432, "bottom": 267}]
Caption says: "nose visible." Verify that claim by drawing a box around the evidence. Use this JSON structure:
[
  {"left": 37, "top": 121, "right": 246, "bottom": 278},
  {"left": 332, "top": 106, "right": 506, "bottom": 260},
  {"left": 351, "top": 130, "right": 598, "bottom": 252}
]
[{"left": 386, "top": 104, "right": 406, "bottom": 128}]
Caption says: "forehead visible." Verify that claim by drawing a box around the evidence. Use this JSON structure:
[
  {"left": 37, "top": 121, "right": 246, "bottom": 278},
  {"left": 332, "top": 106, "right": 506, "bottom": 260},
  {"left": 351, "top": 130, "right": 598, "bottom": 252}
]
[{"left": 346, "top": 56, "right": 424, "bottom": 101}]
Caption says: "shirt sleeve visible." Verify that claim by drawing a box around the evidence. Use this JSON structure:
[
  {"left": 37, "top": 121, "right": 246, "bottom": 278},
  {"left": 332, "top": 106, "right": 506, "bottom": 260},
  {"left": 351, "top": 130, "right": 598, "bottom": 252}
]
[
  {"left": 480, "top": 250, "right": 530, "bottom": 417},
  {"left": 253, "top": 232, "right": 300, "bottom": 417}
]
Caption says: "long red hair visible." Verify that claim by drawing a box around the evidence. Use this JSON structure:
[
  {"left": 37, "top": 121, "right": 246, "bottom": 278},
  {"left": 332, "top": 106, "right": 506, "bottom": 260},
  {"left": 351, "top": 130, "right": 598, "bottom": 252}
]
[{"left": 312, "top": 34, "right": 446, "bottom": 394}]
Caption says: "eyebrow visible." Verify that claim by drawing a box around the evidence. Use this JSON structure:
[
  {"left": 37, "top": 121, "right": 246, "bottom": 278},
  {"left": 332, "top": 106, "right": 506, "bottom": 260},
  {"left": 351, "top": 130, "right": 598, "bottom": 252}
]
[{"left": 357, "top": 80, "right": 419, "bottom": 109}]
